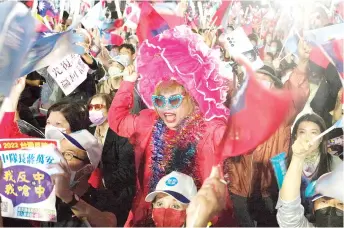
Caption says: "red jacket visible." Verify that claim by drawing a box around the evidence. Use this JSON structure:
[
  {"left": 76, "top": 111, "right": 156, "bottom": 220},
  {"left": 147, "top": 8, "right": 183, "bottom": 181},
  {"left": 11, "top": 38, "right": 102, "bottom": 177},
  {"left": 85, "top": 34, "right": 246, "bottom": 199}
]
[
  {"left": 108, "top": 81, "right": 232, "bottom": 226},
  {"left": 0, "top": 112, "right": 29, "bottom": 139}
]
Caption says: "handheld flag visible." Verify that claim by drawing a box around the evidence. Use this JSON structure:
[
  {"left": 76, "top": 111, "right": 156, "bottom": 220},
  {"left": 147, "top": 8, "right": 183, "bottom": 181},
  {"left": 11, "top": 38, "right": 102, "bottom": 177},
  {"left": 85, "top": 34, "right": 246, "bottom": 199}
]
[
  {"left": 0, "top": 2, "right": 36, "bottom": 96},
  {"left": 136, "top": 2, "right": 170, "bottom": 44},
  {"left": 212, "top": 0, "right": 233, "bottom": 27},
  {"left": 311, "top": 118, "right": 343, "bottom": 144},
  {"left": 216, "top": 55, "right": 292, "bottom": 162}
]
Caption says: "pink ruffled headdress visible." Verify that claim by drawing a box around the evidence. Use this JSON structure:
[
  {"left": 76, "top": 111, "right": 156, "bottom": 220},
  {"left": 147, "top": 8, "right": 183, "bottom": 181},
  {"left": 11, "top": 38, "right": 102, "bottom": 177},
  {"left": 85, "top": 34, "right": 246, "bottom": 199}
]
[{"left": 136, "top": 25, "right": 230, "bottom": 121}]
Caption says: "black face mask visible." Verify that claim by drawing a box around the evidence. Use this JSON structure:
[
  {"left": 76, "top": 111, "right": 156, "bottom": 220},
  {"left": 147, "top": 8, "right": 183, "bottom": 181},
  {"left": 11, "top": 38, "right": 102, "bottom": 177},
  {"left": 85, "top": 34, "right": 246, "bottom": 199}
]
[{"left": 315, "top": 207, "right": 343, "bottom": 227}]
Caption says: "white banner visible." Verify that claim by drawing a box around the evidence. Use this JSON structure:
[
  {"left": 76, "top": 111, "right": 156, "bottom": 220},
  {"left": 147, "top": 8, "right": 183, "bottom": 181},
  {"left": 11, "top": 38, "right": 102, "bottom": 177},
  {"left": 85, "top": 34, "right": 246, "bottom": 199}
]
[{"left": 47, "top": 54, "right": 89, "bottom": 96}]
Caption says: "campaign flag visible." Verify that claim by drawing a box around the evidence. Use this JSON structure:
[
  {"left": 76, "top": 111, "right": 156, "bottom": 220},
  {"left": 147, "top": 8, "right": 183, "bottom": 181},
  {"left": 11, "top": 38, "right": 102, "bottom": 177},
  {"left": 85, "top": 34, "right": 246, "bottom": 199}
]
[
  {"left": 20, "top": 30, "right": 75, "bottom": 76},
  {"left": 322, "top": 39, "right": 344, "bottom": 77},
  {"left": 0, "top": 138, "right": 59, "bottom": 222},
  {"left": 37, "top": 0, "right": 58, "bottom": 18},
  {"left": 80, "top": 2, "right": 103, "bottom": 30},
  {"left": 123, "top": 3, "right": 141, "bottom": 29},
  {"left": 284, "top": 34, "right": 299, "bottom": 55},
  {"left": 310, "top": 39, "right": 344, "bottom": 77},
  {"left": 304, "top": 23, "right": 344, "bottom": 45},
  {"left": 315, "top": 162, "right": 344, "bottom": 202},
  {"left": 102, "top": 32, "right": 123, "bottom": 46},
  {"left": 216, "top": 56, "right": 292, "bottom": 161},
  {"left": 136, "top": 2, "right": 170, "bottom": 44},
  {"left": 0, "top": 2, "right": 36, "bottom": 96},
  {"left": 212, "top": 0, "right": 232, "bottom": 27},
  {"left": 153, "top": 2, "right": 184, "bottom": 28}
]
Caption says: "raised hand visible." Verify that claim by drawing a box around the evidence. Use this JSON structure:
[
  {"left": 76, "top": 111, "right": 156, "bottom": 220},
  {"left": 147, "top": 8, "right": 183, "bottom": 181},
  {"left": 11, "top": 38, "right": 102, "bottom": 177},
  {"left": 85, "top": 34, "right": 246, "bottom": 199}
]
[{"left": 186, "top": 166, "right": 226, "bottom": 227}]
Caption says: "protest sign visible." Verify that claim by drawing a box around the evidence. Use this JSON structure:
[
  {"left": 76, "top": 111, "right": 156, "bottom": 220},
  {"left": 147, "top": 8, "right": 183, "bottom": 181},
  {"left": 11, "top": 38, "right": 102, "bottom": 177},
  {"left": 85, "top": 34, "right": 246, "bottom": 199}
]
[
  {"left": 0, "top": 139, "right": 59, "bottom": 222},
  {"left": 225, "top": 27, "right": 264, "bottom": 70},
  {"left": 0, "top": 2, "right": 36, "bottom": 96},
  {"left": 47, "top": 53, "right": 89, "bottom": 95}
]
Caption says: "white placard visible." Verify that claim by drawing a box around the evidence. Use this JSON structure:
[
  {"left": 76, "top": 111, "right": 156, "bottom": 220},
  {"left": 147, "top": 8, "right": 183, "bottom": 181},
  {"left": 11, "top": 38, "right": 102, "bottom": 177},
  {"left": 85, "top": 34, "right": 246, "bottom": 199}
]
[{"left": 47, "top": 54, "right": 89, "bottom": 96}]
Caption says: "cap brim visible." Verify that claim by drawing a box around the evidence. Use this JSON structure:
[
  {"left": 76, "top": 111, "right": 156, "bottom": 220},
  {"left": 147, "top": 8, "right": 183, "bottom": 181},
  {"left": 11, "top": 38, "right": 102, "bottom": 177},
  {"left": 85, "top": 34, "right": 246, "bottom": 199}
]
[
  {"left": 312, "top": 194, "right": 324, "bottom": 202},
  {"left": 45, "top": 129, "right": 86, "bottom": 151},
  {"left": 145, "top": 190, "right": 190, "bottom": 204}
]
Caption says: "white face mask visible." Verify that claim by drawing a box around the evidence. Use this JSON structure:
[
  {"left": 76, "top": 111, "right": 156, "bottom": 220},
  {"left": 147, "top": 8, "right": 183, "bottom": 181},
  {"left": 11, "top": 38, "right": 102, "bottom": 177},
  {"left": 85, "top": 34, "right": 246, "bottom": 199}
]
[
  {"left": 108, "top": 66, "right": 123, "bottom": 77},
  {"left": 45, "top": 124, "right": 67, "bottom": 138},
  {"left": 70, "top": 164, "right": 94, "bottom": 189},
  {"left": 270, "top": 47, "right": 277, "bottom": 54}
]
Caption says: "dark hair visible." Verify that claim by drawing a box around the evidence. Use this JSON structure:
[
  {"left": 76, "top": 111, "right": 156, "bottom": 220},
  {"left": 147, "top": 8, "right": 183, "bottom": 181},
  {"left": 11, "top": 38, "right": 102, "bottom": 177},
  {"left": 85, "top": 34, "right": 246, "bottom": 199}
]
[
  {"left": 265, "top": 52, "right": 274, "bottom": 60},
  {"left": 286, "top": 114, "right": 333, "bottom": 181},
  {"left": 271, "top": 39, "right": 283, "bottom": 55},
  {"left": 88, "top": 93, "right": 113, "bottom": 111},
  {"left": 0, "top": 95, "right": 4, "bottom": 108},
  {"left": 47, "top": 101, "right": 89, "bottom": 132},
  {"left": 248, "top": 33, "right": 259, "bottom": 44},
  {"left": 119, "top": 43, "right": 135, "bottom": 55}
]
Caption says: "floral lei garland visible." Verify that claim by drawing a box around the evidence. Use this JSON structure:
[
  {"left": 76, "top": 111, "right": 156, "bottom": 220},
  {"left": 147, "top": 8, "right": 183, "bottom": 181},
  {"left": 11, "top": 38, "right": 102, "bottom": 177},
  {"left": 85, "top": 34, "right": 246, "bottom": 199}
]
[{"left": 149, "top": 110, "right": 206, "bottom": 191}]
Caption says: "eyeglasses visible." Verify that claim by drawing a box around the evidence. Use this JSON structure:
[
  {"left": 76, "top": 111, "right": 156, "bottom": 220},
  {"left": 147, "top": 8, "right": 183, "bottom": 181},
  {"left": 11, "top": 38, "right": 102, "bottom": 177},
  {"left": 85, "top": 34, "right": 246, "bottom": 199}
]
[
  {"left": 88, "top": 104, "right": 105, "bottom": 111},
  {"left": 152, "top": 94, "right": 184, "bottom": 109},
  {"left": 62, "top": 151, "right": 86, "bottom": 162}
]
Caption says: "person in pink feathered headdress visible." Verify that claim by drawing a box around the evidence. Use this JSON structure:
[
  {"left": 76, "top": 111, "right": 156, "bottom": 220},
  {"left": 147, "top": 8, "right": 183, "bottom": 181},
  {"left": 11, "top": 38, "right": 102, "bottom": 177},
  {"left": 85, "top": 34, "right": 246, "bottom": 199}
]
[{"left": 108, "top": 25, "right": 232, "bottom": 227}]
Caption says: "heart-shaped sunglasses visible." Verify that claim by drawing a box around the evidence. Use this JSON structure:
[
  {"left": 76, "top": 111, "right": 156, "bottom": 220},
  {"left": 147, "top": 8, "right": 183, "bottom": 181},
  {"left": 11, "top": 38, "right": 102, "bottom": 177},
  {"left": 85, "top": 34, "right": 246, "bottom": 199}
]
[{"left": 152, "top": 94, "right": 184, "bottom": 109}]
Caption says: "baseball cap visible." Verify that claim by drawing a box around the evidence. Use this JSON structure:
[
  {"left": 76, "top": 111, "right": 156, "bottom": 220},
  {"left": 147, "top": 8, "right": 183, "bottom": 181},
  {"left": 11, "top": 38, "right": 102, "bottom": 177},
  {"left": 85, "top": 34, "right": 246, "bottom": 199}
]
[
  {"left": 256, "top": 62, "right": 283, "bottom": 88},
  {"left": 145, "top": 171, "right": 197, "bottom": 204},
  {"left": 46, "top": 129, "right": 103, "bottom": 169}
]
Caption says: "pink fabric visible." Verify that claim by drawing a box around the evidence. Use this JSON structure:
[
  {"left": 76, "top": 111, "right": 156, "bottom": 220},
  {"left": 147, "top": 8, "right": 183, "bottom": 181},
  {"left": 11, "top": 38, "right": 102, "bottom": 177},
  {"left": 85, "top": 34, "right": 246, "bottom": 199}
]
[
  {"left": 108, "top": 81, "right": 231, "bottom": 226},
  {"left": 136, "top": 25, "right": 230, "bottom": 121}
]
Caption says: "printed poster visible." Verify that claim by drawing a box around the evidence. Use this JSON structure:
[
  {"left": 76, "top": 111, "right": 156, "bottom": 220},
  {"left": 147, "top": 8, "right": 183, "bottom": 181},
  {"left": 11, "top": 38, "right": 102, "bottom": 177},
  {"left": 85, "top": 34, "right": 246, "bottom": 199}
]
[
  {"left": 0, "top": 139, "right": 59, "bottom": 222},
  {"left": 47, "top": 53, "right": 89, "bottom": 95}
]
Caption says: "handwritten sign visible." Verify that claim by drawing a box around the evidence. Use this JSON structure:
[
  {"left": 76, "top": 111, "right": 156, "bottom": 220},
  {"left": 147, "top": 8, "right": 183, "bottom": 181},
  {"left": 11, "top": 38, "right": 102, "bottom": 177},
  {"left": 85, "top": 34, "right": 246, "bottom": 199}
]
[
  {"left": 0, "top": 139, "right": 59, "bottom": 222},
  {"left": 47, "top": 54, "right": 89, "bottom": 95}
]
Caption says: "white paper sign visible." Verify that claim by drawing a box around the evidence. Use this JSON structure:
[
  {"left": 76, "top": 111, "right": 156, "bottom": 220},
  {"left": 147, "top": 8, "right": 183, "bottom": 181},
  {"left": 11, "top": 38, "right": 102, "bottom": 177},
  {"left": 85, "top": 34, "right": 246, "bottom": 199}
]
[{"left": 47, "top": 54, "right": 89, "bottom": 96}]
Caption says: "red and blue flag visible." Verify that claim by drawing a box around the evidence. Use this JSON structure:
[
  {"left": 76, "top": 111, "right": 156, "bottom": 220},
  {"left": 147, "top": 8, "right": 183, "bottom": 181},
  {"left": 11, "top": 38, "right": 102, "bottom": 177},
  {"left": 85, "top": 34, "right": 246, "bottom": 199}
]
[{"left": 136, "top": 2, "right": 170, "bottom": 44}]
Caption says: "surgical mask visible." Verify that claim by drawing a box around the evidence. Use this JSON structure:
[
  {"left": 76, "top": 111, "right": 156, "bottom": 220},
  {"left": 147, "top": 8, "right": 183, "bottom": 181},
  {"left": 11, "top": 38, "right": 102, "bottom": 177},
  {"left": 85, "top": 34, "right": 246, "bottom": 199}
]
[
  {"left": 108, "top": 66, "right": 123, "bottom": 77},
  {"left": 315, "top": 207, "right": 343, "bottom": 227},
  {"left": 270, "top": 47, "right": 277, "bottom": 54},
  {"left": 152, "top": 208, "right": 186, "bottom": 227},
  {"left": 45, "top": 124, "right": 67, "bottom": 138},
  {"left": 89, "top": 110, "right": 107, "bottom": 126}
]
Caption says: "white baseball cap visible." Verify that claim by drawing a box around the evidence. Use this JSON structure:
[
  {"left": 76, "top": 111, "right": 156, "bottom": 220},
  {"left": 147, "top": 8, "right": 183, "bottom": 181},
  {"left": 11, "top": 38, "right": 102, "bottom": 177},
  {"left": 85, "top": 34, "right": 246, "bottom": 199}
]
[
  {"left": 46, "top": 129, "right": 103, "bottom": 169},
  {"left": 145, "top": 171, "right": 197, "bottom": 204}
]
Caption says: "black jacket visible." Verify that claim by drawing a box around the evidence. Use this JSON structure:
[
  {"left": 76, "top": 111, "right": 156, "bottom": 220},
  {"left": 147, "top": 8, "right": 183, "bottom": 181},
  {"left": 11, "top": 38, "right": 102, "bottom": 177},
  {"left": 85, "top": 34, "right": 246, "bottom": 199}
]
[
  {"left": 89, "top": 127, "right": 136, "bottom": 226},
  {"left": 311, "top": 63, "right": 341, "bottom": 128}
]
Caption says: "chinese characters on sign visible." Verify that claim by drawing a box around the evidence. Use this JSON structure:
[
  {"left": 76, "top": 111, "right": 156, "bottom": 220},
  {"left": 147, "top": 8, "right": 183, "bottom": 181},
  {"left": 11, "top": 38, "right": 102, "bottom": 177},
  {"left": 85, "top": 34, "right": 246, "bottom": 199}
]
[
  {"left": 0, "top": 139, "right": 58, "bottom": 222},
  {"left": 47, "top": 53, "right": 89, "bottom": 95}
]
